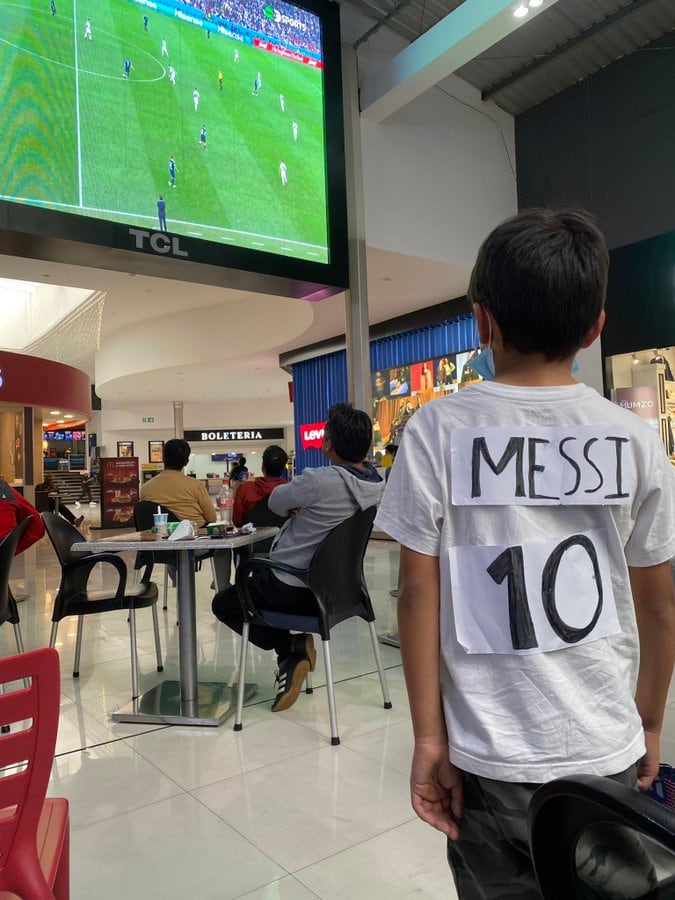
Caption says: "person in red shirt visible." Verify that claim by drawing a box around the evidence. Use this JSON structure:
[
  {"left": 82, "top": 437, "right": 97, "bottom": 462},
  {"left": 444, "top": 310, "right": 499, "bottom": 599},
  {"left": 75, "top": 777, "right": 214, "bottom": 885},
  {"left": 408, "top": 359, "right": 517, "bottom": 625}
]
[
  {"left": 0, "top": 479, "right": 45, "bottom": 553},
  {"left": 232, "top": 445, "right": 288, "bottom": 527}
]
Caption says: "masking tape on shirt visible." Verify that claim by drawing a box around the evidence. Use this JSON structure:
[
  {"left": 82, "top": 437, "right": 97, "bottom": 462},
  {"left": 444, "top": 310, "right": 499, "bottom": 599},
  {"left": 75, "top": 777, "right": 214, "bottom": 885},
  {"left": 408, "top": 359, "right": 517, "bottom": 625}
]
[{"left": 449, "top": 528, "right": 620, "bottom": 655}]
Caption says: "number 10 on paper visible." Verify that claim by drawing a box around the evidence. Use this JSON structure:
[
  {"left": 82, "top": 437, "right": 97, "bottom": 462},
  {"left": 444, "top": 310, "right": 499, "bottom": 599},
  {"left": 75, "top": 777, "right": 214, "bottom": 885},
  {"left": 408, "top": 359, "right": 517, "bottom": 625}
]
[{"left": 448, "top": 529, "right": 620, "bottom": 655}]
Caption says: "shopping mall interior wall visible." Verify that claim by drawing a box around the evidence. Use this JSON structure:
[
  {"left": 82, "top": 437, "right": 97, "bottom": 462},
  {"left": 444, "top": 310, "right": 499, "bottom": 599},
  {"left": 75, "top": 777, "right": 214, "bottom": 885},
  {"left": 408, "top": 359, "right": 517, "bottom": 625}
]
[
  {"left": 343, "top": 7, "right": 518, "bottom": 269},
  {"left": 516, "top": 31, "right": 675, "bottom": 251}
]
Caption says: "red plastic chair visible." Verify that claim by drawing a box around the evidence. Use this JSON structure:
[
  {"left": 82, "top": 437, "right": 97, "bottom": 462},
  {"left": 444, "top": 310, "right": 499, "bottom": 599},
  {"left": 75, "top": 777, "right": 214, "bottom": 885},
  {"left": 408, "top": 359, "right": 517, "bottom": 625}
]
[{"left": 0, "top": 648, "right": 69, "bottom": 899}]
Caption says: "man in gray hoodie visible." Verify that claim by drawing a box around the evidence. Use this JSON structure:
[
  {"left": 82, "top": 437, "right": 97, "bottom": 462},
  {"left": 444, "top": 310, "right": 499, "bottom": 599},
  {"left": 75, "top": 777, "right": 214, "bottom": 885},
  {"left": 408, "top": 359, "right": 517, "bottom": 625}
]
[{"left": 212, "top": 403, "right": 384, "bottom": 712}]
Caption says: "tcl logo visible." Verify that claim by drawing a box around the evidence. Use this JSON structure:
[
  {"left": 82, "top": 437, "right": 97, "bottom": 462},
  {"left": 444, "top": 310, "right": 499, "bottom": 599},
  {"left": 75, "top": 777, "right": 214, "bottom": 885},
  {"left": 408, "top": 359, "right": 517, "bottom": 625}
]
[{"left": 300, "top": 421, "right": 326, "bottom": 450}]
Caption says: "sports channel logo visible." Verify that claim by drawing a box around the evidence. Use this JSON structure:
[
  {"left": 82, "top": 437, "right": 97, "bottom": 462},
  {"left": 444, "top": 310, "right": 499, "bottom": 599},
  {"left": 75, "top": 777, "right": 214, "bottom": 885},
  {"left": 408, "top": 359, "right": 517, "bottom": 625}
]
[{"left": 263, "top": 4, "right": 307, "bottom": 31}]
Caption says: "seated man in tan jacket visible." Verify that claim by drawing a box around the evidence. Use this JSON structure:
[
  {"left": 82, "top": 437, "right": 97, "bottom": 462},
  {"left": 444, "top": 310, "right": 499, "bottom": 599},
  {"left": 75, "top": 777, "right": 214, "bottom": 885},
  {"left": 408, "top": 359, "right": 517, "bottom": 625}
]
[{"left": 141, "top": 439, "right": 230, "bottom": 587}]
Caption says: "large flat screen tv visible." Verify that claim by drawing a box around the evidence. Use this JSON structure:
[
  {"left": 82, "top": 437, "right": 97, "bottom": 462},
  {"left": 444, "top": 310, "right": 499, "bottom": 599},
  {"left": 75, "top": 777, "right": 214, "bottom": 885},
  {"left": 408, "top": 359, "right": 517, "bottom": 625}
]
[{"left": 0, "top": 0, "right": 347, "bottom": 297}]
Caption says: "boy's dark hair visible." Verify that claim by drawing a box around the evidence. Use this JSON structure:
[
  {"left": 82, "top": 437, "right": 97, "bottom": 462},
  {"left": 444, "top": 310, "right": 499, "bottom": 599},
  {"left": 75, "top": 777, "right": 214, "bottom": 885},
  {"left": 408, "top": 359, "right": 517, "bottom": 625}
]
[
  {"left": 163, "top": 439, "right": 191, "bottom": 470},
  {"left": 325, "top": 403, "right": 372, "bottom": 463},
  {"left": 468, "top": 208, "right": 609, "bottom": 360},
  {"left": 262, "top": 445, "right": 288, "bottom": 477}
]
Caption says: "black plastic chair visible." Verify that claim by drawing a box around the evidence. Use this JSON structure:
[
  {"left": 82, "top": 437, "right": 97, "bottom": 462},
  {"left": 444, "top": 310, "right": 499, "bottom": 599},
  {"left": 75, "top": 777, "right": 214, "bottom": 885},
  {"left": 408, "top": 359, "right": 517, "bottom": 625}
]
[
  {"left": 133, "top": 501, "right": 180, "bottom": 609},
  {"left": 530, "top": 774, "right": 675, "bottom": 898},
  {"left": 234, "top": 506, "right": 392, "bottom": 744},
  {"left": 41, "top": 512, "right": 163, "bottom": 699},
  {"left": 233, "top": 496, "right": 288, "bottom": 569},
  {"left": 0, "top": 519, "right": 32, "bottom": 654},
  {"left": 133, "top": 501, "right": 221, "bottom": 611}
]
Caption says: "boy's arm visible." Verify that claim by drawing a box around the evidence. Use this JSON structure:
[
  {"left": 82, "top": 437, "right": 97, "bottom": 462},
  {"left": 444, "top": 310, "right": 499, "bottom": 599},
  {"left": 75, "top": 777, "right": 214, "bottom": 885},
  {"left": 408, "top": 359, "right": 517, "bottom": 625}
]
[
  {"left": 268, "top": 469, "right": 317, "bottom": 517},
  {"left": 399, "top": 546, "right": 463, "bottom": 839},
  {"left": 631, "top": 561, "right": 675, "bottom": 790}
]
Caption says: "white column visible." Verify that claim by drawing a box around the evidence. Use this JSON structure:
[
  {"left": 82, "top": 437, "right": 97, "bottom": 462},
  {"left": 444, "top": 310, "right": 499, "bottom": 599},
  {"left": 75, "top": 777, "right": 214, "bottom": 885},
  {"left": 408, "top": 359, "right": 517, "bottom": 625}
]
[{"left": 173, "top": 401, "right": 184, "bottom": 438}]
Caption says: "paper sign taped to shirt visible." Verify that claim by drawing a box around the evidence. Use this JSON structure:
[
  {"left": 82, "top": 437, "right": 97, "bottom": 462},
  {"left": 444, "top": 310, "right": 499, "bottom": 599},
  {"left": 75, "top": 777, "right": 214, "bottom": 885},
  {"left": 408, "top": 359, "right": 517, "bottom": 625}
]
[
  {"left": 451, "top": 426, "right": 632, "bottom": 506},
  {"left": 448, "top": 528, "right": 620, "bottom": 655}
]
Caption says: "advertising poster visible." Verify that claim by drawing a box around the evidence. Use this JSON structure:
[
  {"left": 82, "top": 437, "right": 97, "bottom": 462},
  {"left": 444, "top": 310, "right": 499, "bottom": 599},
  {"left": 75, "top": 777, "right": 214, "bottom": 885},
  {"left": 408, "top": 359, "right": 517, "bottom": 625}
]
[
  {"left": 612, "top": 386, "right": 660, "bottom": 430},
  {"left": 148, "top": 441, "right": 164, "bottom": 464},
  {"left": 389, "top": 366, "right": 411, "bottom": 397},
  {"left": 371, "top": 370, "right": 388, "bottom": 399},
  {"left": 100, "top": 457, "right": 139, "bottom": 528},
  {"left": 409, "top": 361, "right": 435, "bottom": 393}
]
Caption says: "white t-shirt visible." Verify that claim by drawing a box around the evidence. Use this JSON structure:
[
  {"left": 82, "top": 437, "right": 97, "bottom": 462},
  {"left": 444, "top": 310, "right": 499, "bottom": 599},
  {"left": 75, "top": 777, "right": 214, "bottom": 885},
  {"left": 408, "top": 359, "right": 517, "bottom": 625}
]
[{"left": 375, "top": 382, "right": 675, "bottom": 782}]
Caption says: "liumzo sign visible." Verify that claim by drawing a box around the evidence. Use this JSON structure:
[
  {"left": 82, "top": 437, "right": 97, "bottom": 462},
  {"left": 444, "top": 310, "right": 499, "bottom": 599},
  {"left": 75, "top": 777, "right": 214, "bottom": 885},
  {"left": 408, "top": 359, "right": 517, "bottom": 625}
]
[{"left": 184, "top": 428, "right": 285, "bottom": 442}]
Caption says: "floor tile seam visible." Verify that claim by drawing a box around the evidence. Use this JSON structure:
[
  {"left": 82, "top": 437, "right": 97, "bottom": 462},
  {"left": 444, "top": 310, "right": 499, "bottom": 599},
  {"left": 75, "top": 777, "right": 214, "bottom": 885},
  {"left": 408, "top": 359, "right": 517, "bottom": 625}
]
[
  {"left": 54, "top": 725, "right": 172, "bottom": 759},
  {"left": 67, "top": 787, "right": 193, "bottom": 833},
  {"left": 339, "top": 740, "right": 411, "bottom": 778},
  {"left": 185, "top": 742, "right": 327, "bottom": 794},
  {"left": 286, "top": 815, "right": 420, "bottom": 877},
  {"left": 186, "top": 789, "right": 296, "bottom": 878}
]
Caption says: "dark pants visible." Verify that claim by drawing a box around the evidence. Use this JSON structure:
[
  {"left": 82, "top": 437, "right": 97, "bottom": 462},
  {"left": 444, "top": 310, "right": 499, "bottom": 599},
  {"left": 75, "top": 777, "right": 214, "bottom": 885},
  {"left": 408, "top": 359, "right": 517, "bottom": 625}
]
[
  {"left": 48, "top": 497, "right": 76, "bottom": 525},
  {"left": 447, "top": 766, "right": 656, "bottom": 899},
  {"left": 78, "top": 484, "right": 92, "bottom": 502},
  {"left": 158, "top": 214, "right": 167, "bottom": 233},
  {"left": 212, "top": 568, "right": 316, "bottom": 659}
]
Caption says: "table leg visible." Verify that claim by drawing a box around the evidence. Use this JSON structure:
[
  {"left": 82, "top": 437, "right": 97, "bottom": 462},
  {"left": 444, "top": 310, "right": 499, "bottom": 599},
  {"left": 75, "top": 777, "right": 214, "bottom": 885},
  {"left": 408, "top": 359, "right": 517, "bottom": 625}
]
[
  {"left": 110, "top": 545, "right": 258, "bottom": 726},
  {"left": 176, "top": 549, "right": 198, "bottom": 714}
]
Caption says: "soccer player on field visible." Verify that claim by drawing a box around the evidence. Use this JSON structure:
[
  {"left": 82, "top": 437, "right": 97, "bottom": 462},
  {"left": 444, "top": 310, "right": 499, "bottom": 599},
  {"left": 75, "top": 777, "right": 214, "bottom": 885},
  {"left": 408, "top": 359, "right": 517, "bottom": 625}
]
[
  {"left": 168, "top": 156, "right": 176, "bottom": 188},
  {"left": 84, "top": 18, "right": 92, "bottom": 40},
  {"left": 292, "top": 120, "right": 298, "bottom": 141},
  {"left": 193, "top": 88, "right": 200, "bottom": 112},
  {"left": 123, "top": 58, "right": 132, "bottom": 78},
  {"left": 168, "top": 65, "right": 176, "bottom": 85},
  {"left": 253, "top": 77, "right": 259, "bottom": 96},
  {"left": 161, "top": 39, "right": 168, "bottom": 57},
  {"left": 279, "top": 160, "right": 287, "bottom": 186},
  {"left": 234, "top": 49, "right": 239, "bottom": 62},
  {"left": 50, "top": 0, "right": 56, "bottom": 15},
  {"left": 257, "top": 70, "right": 262, "bottom": 88},
  {"left": 143, "top": 14, "right": 149, "bottom": 30},
  {"left": 199, "top": 126, "right": 207, "bottom": 150},
  {"left": 279, "top": 93, "right": 285, "bottom": 112},
  {"left": 218, "top": 70, "right": 223, "bottom": 90}
]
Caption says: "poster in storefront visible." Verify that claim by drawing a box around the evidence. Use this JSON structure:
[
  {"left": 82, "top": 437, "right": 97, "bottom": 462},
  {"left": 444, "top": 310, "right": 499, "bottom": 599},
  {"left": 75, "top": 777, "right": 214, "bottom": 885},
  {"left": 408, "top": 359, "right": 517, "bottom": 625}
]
[
  {"left": 100, "top": 457, "right": 139, "bottom": 528},
  {"left": 612, "top": 386, "right": 660, "bottom": 430},
  {"left": 117, "top": 441, "right": 134, "bottom": 458},
  {"left": 388, "top": 366, "right": 410, "bottom": 397}
]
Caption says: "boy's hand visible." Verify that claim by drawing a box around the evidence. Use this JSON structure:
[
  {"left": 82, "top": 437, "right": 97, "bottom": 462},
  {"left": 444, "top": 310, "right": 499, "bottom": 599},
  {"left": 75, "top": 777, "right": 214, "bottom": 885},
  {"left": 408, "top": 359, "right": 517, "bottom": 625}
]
[
  {"left": 637, "top": 728, "right": 661, "bottom": 790},
  {"left": 410, "top": 740, "right": 463, "bottom": 840}
]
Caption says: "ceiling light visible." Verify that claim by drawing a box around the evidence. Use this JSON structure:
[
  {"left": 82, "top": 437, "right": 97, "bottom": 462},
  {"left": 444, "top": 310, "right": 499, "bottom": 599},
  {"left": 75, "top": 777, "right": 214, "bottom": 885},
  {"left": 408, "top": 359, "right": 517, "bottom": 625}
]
[
  {"left": 529, "top": 0, "right": 543, "bottom": 7},
  {"left": 64, "top": 414, "right": 73, "bottom": 418},
  {"left": 632, "top": 353, "right": 640, "bottom": 365},
  {"left": 50, "top": 410, "right": 61, "bottom": 415},
  {"left": 514, "top": 4, "right": 529, "bottom": 16},
  {"left": 57, "top": 420, "right": 65, "bottom": 424}
]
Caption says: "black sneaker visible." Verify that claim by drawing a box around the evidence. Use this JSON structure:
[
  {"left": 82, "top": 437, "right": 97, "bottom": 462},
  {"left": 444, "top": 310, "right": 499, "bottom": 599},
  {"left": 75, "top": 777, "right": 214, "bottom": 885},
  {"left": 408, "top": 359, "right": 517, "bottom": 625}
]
[
  {"left": 271, "top": 653, "right": 310, "bottom": 712},
  {"left": 74, "top": 515, "right": 85, "bottom": 528},
  {"left": 292, "top": 633, "right": 316, "bottom": 671}
]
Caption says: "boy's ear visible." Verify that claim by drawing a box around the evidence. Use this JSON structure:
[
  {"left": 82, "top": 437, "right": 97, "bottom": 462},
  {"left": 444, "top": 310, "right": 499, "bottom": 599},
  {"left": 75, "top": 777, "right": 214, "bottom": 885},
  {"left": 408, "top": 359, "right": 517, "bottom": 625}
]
[
  {"left": 580, "top": 309, "right": 606, "bottom": 349},
  {"left": 473, "top": 303, "right": 491, "bottom": 345}
]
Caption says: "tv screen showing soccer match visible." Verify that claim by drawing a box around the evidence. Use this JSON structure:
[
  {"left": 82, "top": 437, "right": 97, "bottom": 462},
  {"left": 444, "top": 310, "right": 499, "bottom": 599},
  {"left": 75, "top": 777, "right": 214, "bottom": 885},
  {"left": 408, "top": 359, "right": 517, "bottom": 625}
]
[{"left": 0, "top": 0, "right": 334, "bottom": 265}]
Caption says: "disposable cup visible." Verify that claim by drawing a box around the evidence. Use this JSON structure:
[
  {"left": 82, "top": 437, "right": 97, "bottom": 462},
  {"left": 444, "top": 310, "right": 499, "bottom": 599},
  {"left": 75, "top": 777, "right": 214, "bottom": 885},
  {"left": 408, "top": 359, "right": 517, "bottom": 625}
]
[{"left": 153, "top": 513, "right": 169, "bottom": 536}]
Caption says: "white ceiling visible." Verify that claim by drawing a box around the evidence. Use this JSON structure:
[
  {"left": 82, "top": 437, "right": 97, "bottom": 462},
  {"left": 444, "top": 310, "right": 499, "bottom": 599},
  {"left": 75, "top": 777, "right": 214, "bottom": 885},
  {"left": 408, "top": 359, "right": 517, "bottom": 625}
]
[{"left": 0, "top": 247, "right": 470, "bottom": 410}]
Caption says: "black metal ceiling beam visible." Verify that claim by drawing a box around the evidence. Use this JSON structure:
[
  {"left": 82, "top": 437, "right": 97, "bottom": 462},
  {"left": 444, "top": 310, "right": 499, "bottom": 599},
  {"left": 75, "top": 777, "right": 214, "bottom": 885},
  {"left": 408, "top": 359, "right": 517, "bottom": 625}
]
[
  {"left": 353, "top": 0, "right": 420, "bottom": 49},
  {"left": 482, "top": 0, "right": 656, "bottom": 101}
]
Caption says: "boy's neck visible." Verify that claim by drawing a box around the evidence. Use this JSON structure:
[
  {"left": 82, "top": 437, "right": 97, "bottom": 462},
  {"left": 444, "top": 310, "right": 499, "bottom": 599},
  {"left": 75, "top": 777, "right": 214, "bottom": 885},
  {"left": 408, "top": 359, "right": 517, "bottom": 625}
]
[{"left": 492, "top": 351, "right": 578, "bottom": 387}]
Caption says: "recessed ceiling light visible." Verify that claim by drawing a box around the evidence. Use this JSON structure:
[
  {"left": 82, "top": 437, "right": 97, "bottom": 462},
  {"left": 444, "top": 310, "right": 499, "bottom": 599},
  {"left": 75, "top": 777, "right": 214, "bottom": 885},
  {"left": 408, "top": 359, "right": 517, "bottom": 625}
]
[
  {"left": 529, "top": 0, "right": 543, "bottom": 7},
  {"left": 49, "top": 410, "right": 61, "bottom": 415},
  {"left": 57, "top": 420, "right": 65, "bottom": 424},
  {"left": 64, "top": 414, "right": 73, "bottom": 418},
  {"left": 514, "top": 3, "right": 529, "bottom": 16}
]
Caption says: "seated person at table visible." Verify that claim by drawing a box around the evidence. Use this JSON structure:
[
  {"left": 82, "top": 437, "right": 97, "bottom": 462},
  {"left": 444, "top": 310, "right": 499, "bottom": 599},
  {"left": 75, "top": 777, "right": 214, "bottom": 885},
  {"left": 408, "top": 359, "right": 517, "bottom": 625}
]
[
  {"left": 35, "top": 475, "right": 84, "bottom": 528},
  {"left": 212, "top": 403, "right": 384, "bottom": 712},
  {"left": 140, "top": 439, "right": 231, "bottom": 588},
  {"left": 232, "top": 445, "right": 288, "bottom": 527},
  {"left": 0, "top": 479, "right": 45, "bottom": 551}
]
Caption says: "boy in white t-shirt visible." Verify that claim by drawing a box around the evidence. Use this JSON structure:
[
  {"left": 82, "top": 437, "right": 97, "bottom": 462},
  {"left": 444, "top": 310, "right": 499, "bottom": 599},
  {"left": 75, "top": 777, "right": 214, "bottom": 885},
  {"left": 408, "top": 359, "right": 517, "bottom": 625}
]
[{"left": 375, "top": 208, "right": 675, "bottom": 897}]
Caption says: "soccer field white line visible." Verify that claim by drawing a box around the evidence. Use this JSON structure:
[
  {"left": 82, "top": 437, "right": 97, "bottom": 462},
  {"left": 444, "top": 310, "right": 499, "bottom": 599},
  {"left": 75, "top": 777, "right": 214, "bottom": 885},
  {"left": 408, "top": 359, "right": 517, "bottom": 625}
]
[
  {"left": 73, "top": 0, "right": 83, "bottom": 207},
  {"left": 0, "top": 4, "right": 167, "bottom": 83},
  {"left": 0, "top": 195, "right": 328, "bottom": 251}
]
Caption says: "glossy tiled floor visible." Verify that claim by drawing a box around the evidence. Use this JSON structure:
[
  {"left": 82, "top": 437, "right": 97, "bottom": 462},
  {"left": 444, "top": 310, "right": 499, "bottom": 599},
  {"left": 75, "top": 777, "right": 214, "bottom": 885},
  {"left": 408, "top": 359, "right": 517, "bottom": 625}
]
[{"left": 4, "top": 507, "right": 455, "bottom": 900}]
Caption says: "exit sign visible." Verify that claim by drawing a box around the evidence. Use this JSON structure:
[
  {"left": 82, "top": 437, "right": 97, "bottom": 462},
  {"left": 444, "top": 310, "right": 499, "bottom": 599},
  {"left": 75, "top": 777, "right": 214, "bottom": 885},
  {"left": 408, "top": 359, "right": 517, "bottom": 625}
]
[{"left": 142, "top": 417, "right": 155, "bottom": 423}]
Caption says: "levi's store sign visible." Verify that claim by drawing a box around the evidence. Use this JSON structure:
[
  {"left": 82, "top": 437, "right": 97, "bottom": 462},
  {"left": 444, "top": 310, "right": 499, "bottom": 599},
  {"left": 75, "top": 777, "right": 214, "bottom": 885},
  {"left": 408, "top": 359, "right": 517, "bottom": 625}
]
[
  {"left": 184, "top": 428, "right": 284, "bottom": 442},
  {"left": 300, "top": 421, "right": 327, "bottom": 450}
]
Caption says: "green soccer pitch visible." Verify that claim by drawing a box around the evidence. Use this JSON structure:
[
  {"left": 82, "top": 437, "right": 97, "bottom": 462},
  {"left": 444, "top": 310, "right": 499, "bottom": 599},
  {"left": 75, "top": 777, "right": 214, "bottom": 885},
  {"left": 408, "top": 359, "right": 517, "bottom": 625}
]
[{"left": 0, "top": 0, "right": 329, "bottom": 261}]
